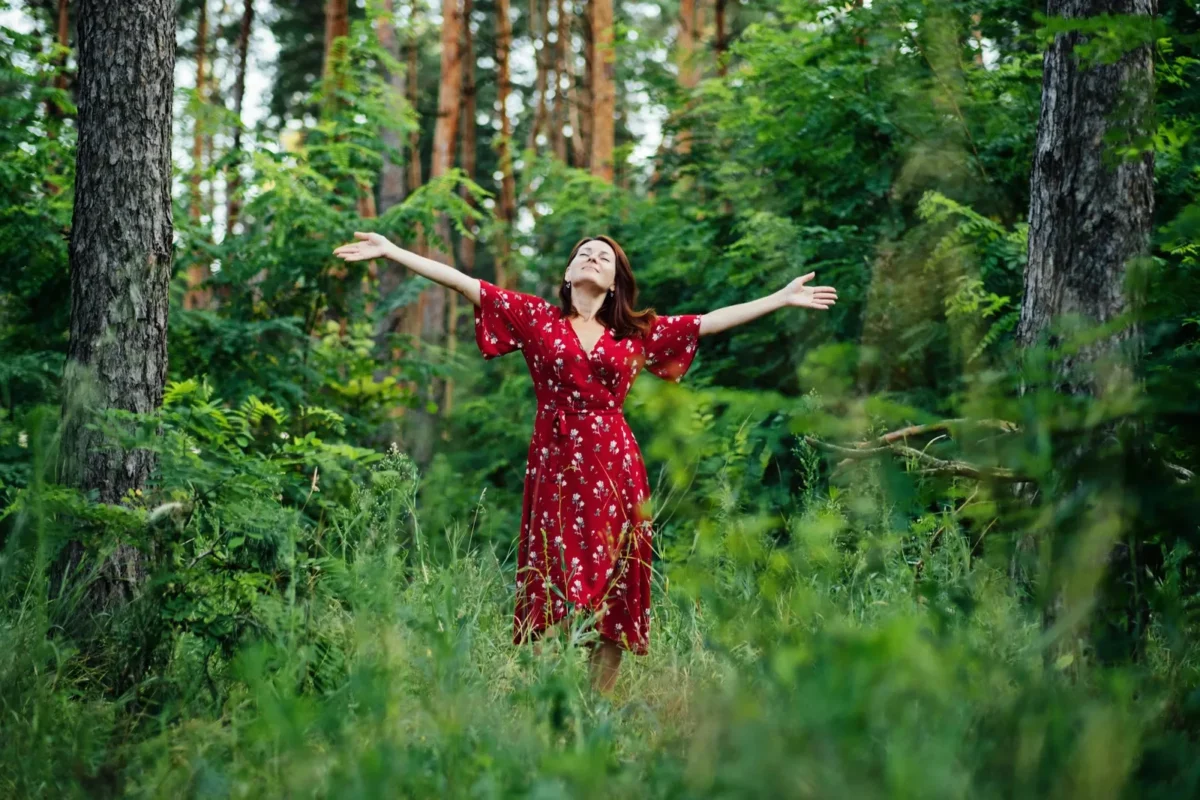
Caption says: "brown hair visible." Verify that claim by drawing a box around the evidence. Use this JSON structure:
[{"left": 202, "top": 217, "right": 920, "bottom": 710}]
[{"left": 557, "top": 235, "right": 655, "bottom": 339}]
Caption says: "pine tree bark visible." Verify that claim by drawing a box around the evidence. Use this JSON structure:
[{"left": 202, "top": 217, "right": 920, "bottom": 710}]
[
  {"left": 226, "top": 0, "right": 255, "bottom": 231},
  {"left": 563, "top": 1, "right": 587, "bottom": 168},
  {"left": 1017, "top": 0, "right": 1155, "bottom": 389},
  {"left": 323, "top": 0, "right": 350, "bottom": 82},
  {"left": 495, "top": 0, "right": 517, "bottom": 287},
  {"left": 59, "top": 0, "right": 176, "bottom": 607},
  {"left": 1016, "top": 0, "right": 1155, "bottom": 670},
  {"left": 588, "top": 0, "right": 614, "bottom": 181}
]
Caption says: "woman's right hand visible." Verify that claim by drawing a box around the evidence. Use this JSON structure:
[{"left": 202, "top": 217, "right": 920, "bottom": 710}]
[{"left": 333, "top": 231, "right": 394, "bottom": 262}]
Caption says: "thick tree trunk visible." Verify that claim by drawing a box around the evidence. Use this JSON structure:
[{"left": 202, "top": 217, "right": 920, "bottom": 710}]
[
  {"left": 226, "top": 0, "right": 255, "bottom": 231},
  {"left": 495, "top": 0, "right": 517, "bottom": 288},
  {"left": 1017, "top": 0, "right": 1155, "bottom": 388},
  {"left": 323, "top": 0, "right": 350, "bottom": 81},
  {"left": 588, "top": 0, "right": 614, "bottom": 181},
  {"left": 59, "top": 0, "right": 176, "bottom": 607},
  {"left": 1017, "top": 0, "right": 1155, "bottom": 669}
]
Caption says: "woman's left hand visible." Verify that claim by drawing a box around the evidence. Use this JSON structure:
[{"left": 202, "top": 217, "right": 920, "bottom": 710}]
[{"left": 777, "top": 273, "right": 838, "bottom": 311}]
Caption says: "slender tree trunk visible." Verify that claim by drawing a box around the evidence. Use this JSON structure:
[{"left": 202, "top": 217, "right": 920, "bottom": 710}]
[
  {"left": 550, "top": 0, "right": 569, "bottom": 161},
  {"left": 46, "top": 0, "right": 70, "bottom": 120},
  {"left": 527, "top": 0, "right": 550, "bottom": 154},
  {"left": 588, "top": 0, "right": 614, "bottom": 181},
  {"left": 579, "top": 0, "right": 594, "bottom": 167},
  {"left": 564, "top": 1, "right": 587, "bottom": 168},
  {"left": 675, "top": 0, "right": 699, "bottom": 155},
  {"left": 445, "top": 0, "right": 478, "bottom": 416},
  {"left": 377, "top": 0, "right": 408, "bottom": 214},
  {"left": 410, "top": 0, "right": 465, "bottom": 464},
  {"left": 715, "top": 0, "right": 727, "bottom": 76},
  {"left": 495, "top": 0, "right": 517, "bottom": 287},
  {"left": 59, "top": 0, "right": 176, "bottom": 608},
  {"left": 184, "top": 1, "right": 210, "bottom": 310},
  {"left": 1017, "top": 0, "right": 1155, "bottom": 666},
  {"left": 190, "top": 1, "right": 207, "bottom": 223},
  {"left": 226, "top": 0, "right": 255, "bottom": 231}
]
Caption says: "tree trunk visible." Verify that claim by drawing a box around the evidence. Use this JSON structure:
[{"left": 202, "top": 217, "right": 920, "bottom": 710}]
[
  {"left": 579, "top": 0, "right": 593, "bottom": 167},
  {"left": 563, "top": 1, "right": 587, "bottom": 168},
  {"left": 674, "top": 0, "right": 699, "bottom": 155},
  {"left": 323, "top": 0, "right": 350, "bottom": 81},
  {"left": 1017, "top": 0, "right": 1155, "bottom": 385},
  {"left": 377, "top": 0, "right": 408, "bottom": 215},
  {"left": 226, "top": 0, "right": 255, "bottom": 231},
  {"left": 59, "top": 0, "right": 176, "bottom": 608},
  {"left": 184, "top": 0, "right": 210, "bottom": 310},
  {"left": 588, "top": 0, "right": 614, "bottom": 181},
  {"left": 527, "top": 0, "right": 550, "bottom": 153},
  {"left": 495, "top": 0, "right": 517, "bottom": 287},
  {"left": 550, "top": 0, "right": 569, "bottom": 162},
  {"left": 444, "top": 0, "right": 478, "bottom": 416},
  {"left": 1017, "top": 0, "right": 1155, "bottom": 668},
  {"left": 410, "top": 0, "right": 465, "bottom": 464},
  {"left": 46, "top": 0, "right": 70, "bottom": 120},
  {"left": 715, "top": 0, "right": 727, "bottom": 76}
]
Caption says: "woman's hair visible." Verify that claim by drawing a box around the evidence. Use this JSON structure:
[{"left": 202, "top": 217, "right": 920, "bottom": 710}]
[{"left": 558, "top": 235, "right": 655, "bottom": 339}]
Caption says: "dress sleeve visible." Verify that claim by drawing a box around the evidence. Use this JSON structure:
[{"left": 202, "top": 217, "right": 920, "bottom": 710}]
[
  {"left": 473, "top": 278, "right": 552, "bottom": 359},
  {"left": 644, "top": 313, "right": 702, "bottom": 382}
]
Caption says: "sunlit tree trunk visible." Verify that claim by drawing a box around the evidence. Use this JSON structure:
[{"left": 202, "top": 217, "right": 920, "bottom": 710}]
[
  {"left": 494, "top": 0, "right": 517, "bottom": 287},
  {"left": 588, "top": 0, "right": 614, "bottom": 181},
  {"left": 184, "top": 0, "right": 211, "bottom": 310},
  {"left": 59, "top": 0, "right": 176, "bottom": 608},
  {"left": 226, "top": 0, "right": 255, "bottom": 231},
  {"left": 675, "top": 0, "right": 699, "bottom": 155}
]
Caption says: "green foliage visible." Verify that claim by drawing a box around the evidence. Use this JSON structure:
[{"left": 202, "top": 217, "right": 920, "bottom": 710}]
[{"left": 2, "top": 0, "right": 1200, "bottom": 796}]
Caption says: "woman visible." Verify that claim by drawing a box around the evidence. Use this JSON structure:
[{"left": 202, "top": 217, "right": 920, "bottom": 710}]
[{"left": 333, "top": 232, "right": 838, "bottom": 692}]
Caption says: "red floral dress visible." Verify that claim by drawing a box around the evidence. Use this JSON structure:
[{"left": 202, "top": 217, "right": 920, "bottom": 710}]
[{"left": 473, "top": 279, "right": 701, "bottom": 654}]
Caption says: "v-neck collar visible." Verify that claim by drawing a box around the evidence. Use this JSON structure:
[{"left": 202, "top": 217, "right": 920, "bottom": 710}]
[{"left": 565, "top": 316, "right": 609, "bottom": 360}]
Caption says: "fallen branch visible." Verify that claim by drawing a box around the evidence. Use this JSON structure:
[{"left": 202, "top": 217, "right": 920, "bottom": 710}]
[
  {"left": 804, "top": 435, "right": 1029, "bottom": 482},
  {"left": 857, "top": 418, "right": 1019, "bottom": 449}
]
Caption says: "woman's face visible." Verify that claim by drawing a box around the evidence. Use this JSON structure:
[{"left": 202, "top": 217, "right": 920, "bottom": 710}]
[{"left": 566, "top": 239, "right": 617, "bottom": 292}]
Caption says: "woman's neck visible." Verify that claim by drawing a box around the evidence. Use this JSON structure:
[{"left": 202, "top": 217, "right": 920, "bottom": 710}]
[{"left": 571, "top": 288, "right": 606, "bottom": 324}]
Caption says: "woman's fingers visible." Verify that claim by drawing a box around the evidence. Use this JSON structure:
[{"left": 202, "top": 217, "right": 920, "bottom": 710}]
[{"left": 353, "top": 231, "right": 372, "bottom": 241}]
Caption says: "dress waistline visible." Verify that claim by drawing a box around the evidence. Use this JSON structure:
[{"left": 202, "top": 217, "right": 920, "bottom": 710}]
[{"left": 539, "top": 404, "right": 624, "bottom": 437}]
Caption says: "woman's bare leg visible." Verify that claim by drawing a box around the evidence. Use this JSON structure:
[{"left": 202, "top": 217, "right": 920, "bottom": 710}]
[{"left": 588, "top": 640, "right": 623, "bottom": 693}]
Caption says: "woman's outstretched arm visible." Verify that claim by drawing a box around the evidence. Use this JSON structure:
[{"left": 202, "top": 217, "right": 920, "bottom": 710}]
[
  {"left": 698, "top": 273, "right": 838, "bottom": 337},
  {"left": 333, "top": 232, "right": 483, "bottom": 306}
]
